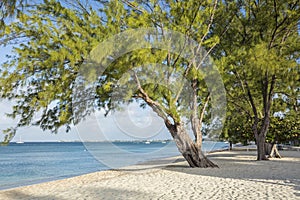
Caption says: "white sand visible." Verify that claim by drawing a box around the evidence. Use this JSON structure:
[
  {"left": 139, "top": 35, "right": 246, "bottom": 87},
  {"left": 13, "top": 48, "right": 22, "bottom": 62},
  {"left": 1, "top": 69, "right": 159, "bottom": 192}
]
[{"left": 1, "top": 150, "right": 299, "bottom": 200}]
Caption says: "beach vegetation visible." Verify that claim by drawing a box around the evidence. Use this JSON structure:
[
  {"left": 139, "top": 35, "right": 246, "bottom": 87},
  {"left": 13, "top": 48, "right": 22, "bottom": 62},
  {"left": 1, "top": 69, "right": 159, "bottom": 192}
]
[
  {"left": 0, "top": 0, "right": 233, "bottom": 168},
  {"left": 0, "top": 0, "right": 299, "bottom": 164},
  {"left": 217, "top": 0, "right": 300, "bottom": 160}
]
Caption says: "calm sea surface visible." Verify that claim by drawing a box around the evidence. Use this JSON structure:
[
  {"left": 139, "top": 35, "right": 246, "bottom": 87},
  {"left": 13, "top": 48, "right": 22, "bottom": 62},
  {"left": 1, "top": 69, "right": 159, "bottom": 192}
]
[{"left": 0, "top": 141, "right": 228, "bottom": 190}]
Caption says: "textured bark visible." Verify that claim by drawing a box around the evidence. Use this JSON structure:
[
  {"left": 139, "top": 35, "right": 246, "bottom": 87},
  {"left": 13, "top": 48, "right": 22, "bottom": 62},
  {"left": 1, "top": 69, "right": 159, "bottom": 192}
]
[
  {"left": 135, "top": 74, "right": 217, "bottom": 168},
  {"left": 255, "top": 133, "right": 268, "bottom": 160},
  {"left": 245, "top": 71, "right": 276, "bottom": 161},
  {"left": 169, "top": 123, "right": 218, "bottom": 168}
]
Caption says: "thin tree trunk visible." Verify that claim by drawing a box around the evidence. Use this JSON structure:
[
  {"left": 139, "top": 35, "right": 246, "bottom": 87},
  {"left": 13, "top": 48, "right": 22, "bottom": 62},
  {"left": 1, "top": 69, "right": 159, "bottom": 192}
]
[
  {"left": 169, "top": 123, "right": 218, "bottom": 168},
  {"left": 255, "top": 72, "right": 275, "bottom": 160},
  {"left": 269, "top": 143, "right": 281, "bottom": 158}
]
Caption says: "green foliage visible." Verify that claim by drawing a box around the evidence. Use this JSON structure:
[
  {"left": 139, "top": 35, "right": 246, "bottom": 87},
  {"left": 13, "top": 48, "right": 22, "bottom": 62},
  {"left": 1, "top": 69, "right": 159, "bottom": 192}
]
[
  {"left": 1, "top": 0, "right": 229, "bottom": 142},
  {"left": 218, "top": 0, "right": 300, "bottom": 144},
  {"left": 269, "top": 114, "right": 300, "bottom": 143},
  {"left": 220, "top": 111, "right": 254, "bottom": 145},
  {"left": 0, "top": 0, "right": 106, "bottom": 141},
  {"left": 2, "top": 0, "right": 297, "bottom": 146},
  {"left": 0, "top": 0, "right": 25, "bottom": 28}
]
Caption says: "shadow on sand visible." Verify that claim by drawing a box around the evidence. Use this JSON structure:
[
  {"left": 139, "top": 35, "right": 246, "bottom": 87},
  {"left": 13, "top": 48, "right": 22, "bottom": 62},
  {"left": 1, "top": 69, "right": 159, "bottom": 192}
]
[
  {"left": 117, "top": 150, "right": 300, "bottom": 196},
  {"left": 1, "top": 150, "right": 299, "bottom": 199},
  {"left": 1, "top": 187, "right": 153, "bottom": 200}
]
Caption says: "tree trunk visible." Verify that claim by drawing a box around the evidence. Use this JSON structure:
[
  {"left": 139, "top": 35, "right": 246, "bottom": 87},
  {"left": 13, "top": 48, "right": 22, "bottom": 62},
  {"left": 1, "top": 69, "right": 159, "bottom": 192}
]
[
  {"left": 229, "top": 141, "right": 233, "bottom": 150},
  {"left": 169, "top": 123, "right": 218, "bottom": 168},
  {"left": 265, "top": 143, "right": 273, "bottom": 155},
  {"left": 255, "top": 133, "right": 268, "bottom": 160}
]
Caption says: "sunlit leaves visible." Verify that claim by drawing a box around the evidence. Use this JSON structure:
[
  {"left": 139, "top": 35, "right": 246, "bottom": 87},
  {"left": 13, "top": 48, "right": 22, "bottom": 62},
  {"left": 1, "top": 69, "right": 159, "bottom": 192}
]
[
  {"left": 0, "top": 0, "right": 105, "bottom": 138},
  {"left": 1, "top": 0, "right": 230, "bottom": 143},
  {"left": 218, "top": 0, "right": 300, "bottom": 143}
]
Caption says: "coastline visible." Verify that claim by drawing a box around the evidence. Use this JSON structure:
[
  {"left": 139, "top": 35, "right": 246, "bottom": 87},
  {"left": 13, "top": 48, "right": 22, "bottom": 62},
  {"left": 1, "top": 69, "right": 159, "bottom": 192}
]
[
  {"left": 0, "top": 141, "right": 227, "bottom": 191},
  {"left": 0, "top": 150, "right": 299, "bottom": 199}
]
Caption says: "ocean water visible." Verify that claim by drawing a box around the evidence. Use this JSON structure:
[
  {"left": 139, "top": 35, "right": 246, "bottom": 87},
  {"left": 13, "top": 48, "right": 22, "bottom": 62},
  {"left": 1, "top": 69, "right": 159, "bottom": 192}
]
[{"left": 0, "top": 141, "right": 228, "bottom": 190}]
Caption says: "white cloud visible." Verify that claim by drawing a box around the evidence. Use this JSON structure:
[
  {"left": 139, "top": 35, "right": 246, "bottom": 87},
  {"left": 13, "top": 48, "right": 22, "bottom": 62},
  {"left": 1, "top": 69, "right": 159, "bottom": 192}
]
[{"left": 0, "top": 100, "right": 171, "bottom": 142}]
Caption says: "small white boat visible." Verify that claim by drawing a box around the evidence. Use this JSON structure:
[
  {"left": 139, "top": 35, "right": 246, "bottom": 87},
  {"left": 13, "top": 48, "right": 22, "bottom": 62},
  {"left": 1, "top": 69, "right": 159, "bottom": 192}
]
[
  {"left": 162, "top": 141, "right": 167, "bottom": 144},
  {"left": 145, "top": 141, "right": 151, "bottom": 144},
  {"left": 16, "top": 136, "right": 24, "bottom": 144}
]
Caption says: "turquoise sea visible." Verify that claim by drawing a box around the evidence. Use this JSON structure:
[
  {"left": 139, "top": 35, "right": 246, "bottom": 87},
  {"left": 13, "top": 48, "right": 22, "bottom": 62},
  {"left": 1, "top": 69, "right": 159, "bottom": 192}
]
[{"left": 0, "top": 141, "right": 228, "bottom": 190}]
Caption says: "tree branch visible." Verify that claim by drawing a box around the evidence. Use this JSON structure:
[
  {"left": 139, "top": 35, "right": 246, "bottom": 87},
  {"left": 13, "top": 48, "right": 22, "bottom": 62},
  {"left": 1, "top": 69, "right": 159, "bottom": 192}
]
[
  {"left": 132, "top": 70, "right": 174, "bottom": 126},
  {"left": 199, "top": 93, "right": 210, "bottom": 124},
  {"left": 199, "top": 0, "right": 218, "bottom": 47}
]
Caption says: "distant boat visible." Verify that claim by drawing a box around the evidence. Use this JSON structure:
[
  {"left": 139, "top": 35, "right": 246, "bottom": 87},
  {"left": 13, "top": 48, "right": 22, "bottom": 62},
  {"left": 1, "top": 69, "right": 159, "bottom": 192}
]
[
  {"left": 16, "top": 136, "right": 24, "bottom": 144},
  {"left": 145, "top": 141, "right": 151, "bottom": 144},
  {"left": 162, "top": 141, "right": 167, "bottom": 144}
]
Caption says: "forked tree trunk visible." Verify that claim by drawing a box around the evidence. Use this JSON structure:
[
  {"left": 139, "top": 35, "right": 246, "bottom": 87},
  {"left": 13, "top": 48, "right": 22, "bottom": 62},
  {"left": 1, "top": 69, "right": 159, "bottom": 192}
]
[
  {"left": 247, "top": 72, "right": 276, "bottom": 161},
  {"left": 168, "top": 123, "right": 218, "bottom": 168}
]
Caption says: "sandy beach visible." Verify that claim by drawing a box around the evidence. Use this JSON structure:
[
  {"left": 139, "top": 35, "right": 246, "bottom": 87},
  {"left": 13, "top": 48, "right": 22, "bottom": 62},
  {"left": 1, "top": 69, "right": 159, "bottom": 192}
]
[{"left": 0, "top": 150, "right": 299, "bottom": 200}]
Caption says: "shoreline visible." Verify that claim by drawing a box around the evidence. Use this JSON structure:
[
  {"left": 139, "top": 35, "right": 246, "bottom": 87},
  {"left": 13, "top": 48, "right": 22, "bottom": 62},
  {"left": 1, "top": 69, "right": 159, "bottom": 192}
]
[
  {"left": 1, "top": 150, "right": 299, "bottom": 199},
  {"left": 0, "top": 155, "right": 181, "bottom": 192},
  {"left": 0, "top": 145, "right": 228, "bottom": 191}
]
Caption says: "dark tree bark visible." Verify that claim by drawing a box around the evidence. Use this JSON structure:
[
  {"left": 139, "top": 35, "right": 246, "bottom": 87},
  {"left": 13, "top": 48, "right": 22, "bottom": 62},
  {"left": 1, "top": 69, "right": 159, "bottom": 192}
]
[
  {"left": 134, "top": 73, "right": 218, "bottom": 168},
  {"left": 255, "top": 73, "right": 276, "bottom": 160},
  {"left": 167, "top": 122, "right": 218, "bottom": 168},
  {"left": 255, "top": 132, "right": 268, "bottom": 160},
  {"left": 246, "top": 72, "right": 276, "bottom": 161},
  {"left": 265, "top": 143, "right": 273, "bottom": 155},
  {"left": 229, "top": 141, "right": 233, "bottom": 150},
  {"left": 253, "top": 116, "right": 270, "bottom": 160}
]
